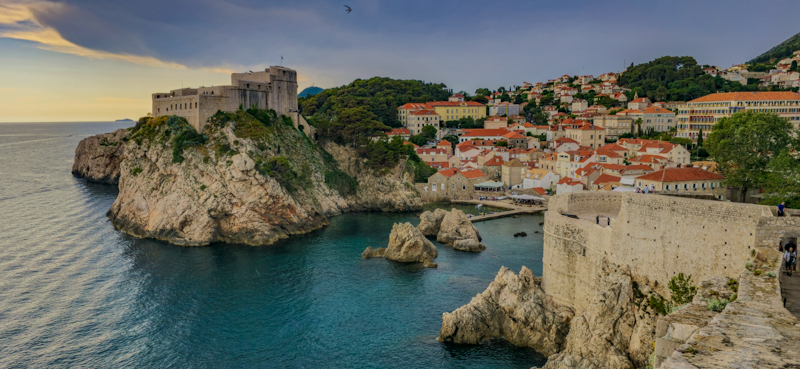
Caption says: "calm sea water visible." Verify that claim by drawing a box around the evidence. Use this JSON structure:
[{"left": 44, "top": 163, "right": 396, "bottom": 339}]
[{"left": 0, "top": 122, "right": 547, "bottom": 368}]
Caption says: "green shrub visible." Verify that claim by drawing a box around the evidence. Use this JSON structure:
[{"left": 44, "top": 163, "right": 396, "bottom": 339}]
[
  {"left": 648, "top": 294, "right": 670, "bottom": 315},
  {"left": 256, "top": 156, "right": 309, "bottom": 193},
  {"left": 668, "top": 273, "right": 697, "bottom": 305},
  {"left": 283, "top": 115, "right": 295, "bottom": 127},
  {"left": 754, "top": 270, "right": 762, "bottom": 276},
  {"left": 200, "top": 185, "right": 207, "bottom": 191},
  {"left": 745, "top": 261, "right": 754, "bottom": 269},
  {"left": 324, "top": 169, "right": 359, "bottom": 197},
  {"left": 131, "top": 167, "right": 142, "bottom": 176},
  {"left": 728, "top": 278, "right": 738, "bottom": 293},
  {"left": 215, "top": 142, "right": 238, "bottom": 158},
  {"left": 766, "top": 272, "right": 776, "bottom": 278},
  {"left": 168, "top": 116, "right": 208, "bottom": 163},
  {"left": 707, "top": 298, "right": 729, "bottom": 312}
]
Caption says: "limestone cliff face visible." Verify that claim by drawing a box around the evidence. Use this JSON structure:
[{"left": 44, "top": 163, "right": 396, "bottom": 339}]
[
  {"left": 442, "top": 262, "right": 657, "bottom": 369},
  {"left": 537, "top": 263, "right": 657, "bottom": 369},
  {"left": 323, "top": 143, "right": 421, "bottom": 212},
  {"left": 439, "top": 266, "right": 574, "bottom": 357},
  {"left": 74, "top": 112, "right": 421, "bottom": 246},
  {"left": 71, "top": 129, "right": 130, "bottom": 184}
]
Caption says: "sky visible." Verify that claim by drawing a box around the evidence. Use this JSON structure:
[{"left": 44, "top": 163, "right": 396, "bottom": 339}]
[{"left": 1, "top": 0, "right": 799, "bottom": 122}]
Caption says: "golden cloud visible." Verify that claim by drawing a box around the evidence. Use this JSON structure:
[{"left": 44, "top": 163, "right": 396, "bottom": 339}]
[{"left": 0, "top": 0, "right": 234, "bottom": 73}]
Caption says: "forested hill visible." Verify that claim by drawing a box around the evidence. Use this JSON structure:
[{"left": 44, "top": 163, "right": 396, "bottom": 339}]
[
  {"left": 749, "top": 32, "right": 800, "bottom": 65},
  {"left": 618, "top": 56, "right": 759, "bottom": 102},
  {"left": 298, "top": 77, "right": 450, "bottom": 128}
]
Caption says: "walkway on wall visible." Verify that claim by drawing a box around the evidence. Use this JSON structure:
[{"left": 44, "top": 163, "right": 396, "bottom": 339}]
[
  {"left": 780, "top": 270, "right": 800, "bottom": 319},
  {"left": 450, "top": 200, "right": 545, "bottom": 223}
]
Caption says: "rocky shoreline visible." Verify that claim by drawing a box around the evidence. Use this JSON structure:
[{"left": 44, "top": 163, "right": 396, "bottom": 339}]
[{"left": 72, "top": 113, "right": 422, "bottom": 246}]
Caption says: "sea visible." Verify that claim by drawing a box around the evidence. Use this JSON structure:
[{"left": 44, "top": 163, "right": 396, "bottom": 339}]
[{"left": 0, "top": 122, "right": 547, "bottom": 368}]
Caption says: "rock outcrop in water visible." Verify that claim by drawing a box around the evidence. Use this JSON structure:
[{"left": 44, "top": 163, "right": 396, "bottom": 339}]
[
  {"left": 71, "top": 128, "right": 130, "bottom": 184},
  {"left": 417, "top": 208, "right": 447, "bottom": 236},
  {"left": 442, "top": 262, "right": 658, "bottom": 369},
  {"left": 439, "top": 266, "right": 574, "bottom": 356},
  {"left": 452, "top": 239, "right": 486, "bottom": 252},
  {"left": 437, "top": 209, "right": 481, "bottom": 245},
  {"left": 363, "top": 222, "right": 438, "bottom": 267},
  {"left": 74, "top": 112, "right": 422, "bottom": 246},
  {"left": 536, "top": 264, "right": 657, "bottom": 369}
]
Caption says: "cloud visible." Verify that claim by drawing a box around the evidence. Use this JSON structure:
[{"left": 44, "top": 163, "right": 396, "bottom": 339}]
[
  {"left": 92, "top": 97, "right": 149, "bottom": 103},
  {"left": 0, "top": 0, "right": 235, "bottom": 73}
]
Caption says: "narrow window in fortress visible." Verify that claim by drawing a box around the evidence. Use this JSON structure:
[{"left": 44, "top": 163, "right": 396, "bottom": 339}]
[{"left": 195, "top": 102, "right": 197, "bottom": 108}]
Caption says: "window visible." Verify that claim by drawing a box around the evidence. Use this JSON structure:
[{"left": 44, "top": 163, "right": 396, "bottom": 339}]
[
  {"left": 441, "top": 184, "right": 444, "bottom": 190},
  {"left": 692, "top": 183, "right": 697, "bottom": 189},
  {"left": 684, "top": 184, "right": 688, "bottom": 190},
  {"left": 665, "top": 185, "right": 670, "bottom": 191}
]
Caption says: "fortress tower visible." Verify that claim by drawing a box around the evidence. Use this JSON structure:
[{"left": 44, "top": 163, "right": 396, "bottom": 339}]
[{"left": 151, "top": 66, "right": 298, "bottom": 132}]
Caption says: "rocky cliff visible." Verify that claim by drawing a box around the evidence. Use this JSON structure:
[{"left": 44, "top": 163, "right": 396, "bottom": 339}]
[
  {"left": 74, "top": 111, "right": 422, "bottom": 246},
  {"left": 439, "top": 266, "right": 574, "bottom": 356},
  {"left": 72, "top": 128, "right": 130, "bottom": 184},
  {"left": 441, "top": 262, "right": 658, "bottom": 369}
]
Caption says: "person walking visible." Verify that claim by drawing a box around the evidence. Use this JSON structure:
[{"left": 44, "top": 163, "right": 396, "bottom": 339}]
[
  {"left": 650, "top": 184, "right": 655, "bottom": 193},
  {"left": 785, "top": 246, "right": 797, "bottom": 276}
]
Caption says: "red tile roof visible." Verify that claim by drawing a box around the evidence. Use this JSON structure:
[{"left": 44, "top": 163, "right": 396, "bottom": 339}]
[
  {"left": 531, "top": 187, "right": 548, "bottom": 195},
  {"left": 460, "top": 129, "right": 511, "bottom": 137},
  {"left": 437, "top": 168, "right": 461, "bottom": 178},
  {"left": 426, "top": 101, "right": 485, "bottom": 107},
  {"left": 410, "top": 109, "right": 440, "bottom": 116},
  {"left": 689, "top": 91, "right": 800, "bottom": 103},
  {"left": 631, "top": 155, "right": 669, "bottom": 163},
  {"left": 416, "top": 148, "right": 447, "bottom": 155},
  {"left": 636, "top": 168, "right": 725, "bottom": 182},
  {"left": 388, "top": 128, "right": 410, "bottom": 135},
  {"left": 484, "top": 157, "right": 505, "bottom": 166},
  {"left": 397, "top": 103, "right": 431, "bottom": 110},
  {"left": 426, "top": 161, "right": 450, "bottom": 169},
  {"left": 593, "top": 173, "right": 621, "bottom": 184},
  {"left": 461, "top": 169, "right": 487, "bottom": 179}
]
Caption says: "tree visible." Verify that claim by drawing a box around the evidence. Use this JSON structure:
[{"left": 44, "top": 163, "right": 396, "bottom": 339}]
[
  {"left": 791, "top": 60, "right": 799, "bottom": 72},
  {"left": 471, "top": 95, "right": 489, "bottom": 104},
  {"left": 475, "top": 88, "right": 490, "bottom": 96},
  {"left": 318, "top": 106, "right": 391, "bottom": 146},
  {"left": 442, "top": 135, "right": 459, "bottom": 149},
  {"left": 763, "top": 151, "right": 800, "bottom": 207},
  {"left": 409, "top": 134, "right": 428, "bottom": 147},
  {"left": 513, "top": 94, "right": 525, "bottom": 104},
  {"left": 635, "top": 118, "right": 643, "bottom": 138},
  {"left": 500, "top": 93, "right": 511, "bottom": 102},
  {"left": 523, "top": 102, "right": 549, "bottom": 125},
  {"left": 494, "top": 140, "right": 508, "bottom": 147},
  {"left": 696, "top": 128, "right": 704, "bottom": 156},
  {"left": 705, "top": 111, "right": 796, "bottom": 202},
  {"left": 421, "top": 125, "right": 437, "bottom": 140}
]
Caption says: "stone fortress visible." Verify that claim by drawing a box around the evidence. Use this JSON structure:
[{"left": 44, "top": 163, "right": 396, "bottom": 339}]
[
  {"left": 543, "top": 192, "right": 800, "bottom": 368},
  {"left": 151, "top": 66, "right": 313, "bottom": 134}
]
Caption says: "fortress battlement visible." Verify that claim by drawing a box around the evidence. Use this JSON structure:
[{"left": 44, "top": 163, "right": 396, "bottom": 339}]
[{"left": 151, "top": 66, "right": 298, "bottom": 132}]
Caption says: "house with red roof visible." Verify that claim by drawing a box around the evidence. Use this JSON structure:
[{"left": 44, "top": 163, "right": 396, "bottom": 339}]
[
  {"left": 458, "top": 128, "right": 511, "bottom": 143},
  {"left": 589, "top": 173, "right": 622, "bottom": 191},
  {"left": 637, "top": 141, "right": 691, "bottom": 166},
  {"left": 634, "top": 167, "right": 725, "bottom": 199},
  {"left": 436, "top": 140, "right": 453, "bottom": 155},
  {"left": 455, "top": 143, "right": 481, "bottom": 160},
  {"left": 415, "top": 147, "right": 448, "bottom": 162},
  {"left": 627, "top": 93, "right": 651, "bottom": 110},
  {"left": 484, "top": 115, "right": 509, "bottom": 130},
  {"left": 551, "top": 137, "right": 581, "bottom": 152},
  {"left": 523, "top": 169, "right": 559, "bottom": 191},
  {"left": 397, "top": 103, "right": 431, "bottom": 126},
  {"left": 386, "top": 128, "right": 411, "bottom": 140},
  {"left": 629, "top": 155, "right": 671, "bottom": 171},
  {"left": 556, "top": 177, "right": 586, "bottom": 194},
  {"left": 482, "top": 156, "right": 505, "bottom": 180},
  {"left": 564, "top": 121, "right": 605, "bottom": 149}
]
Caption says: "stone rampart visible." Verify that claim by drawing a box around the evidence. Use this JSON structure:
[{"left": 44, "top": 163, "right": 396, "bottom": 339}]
[{"left": 544, "top": 193, "right": 773, "bottom": 311}]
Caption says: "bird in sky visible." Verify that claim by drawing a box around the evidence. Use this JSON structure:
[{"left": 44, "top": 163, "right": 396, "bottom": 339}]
[{"left": 344, "top": 5, "right": 352, "bottom": 13}]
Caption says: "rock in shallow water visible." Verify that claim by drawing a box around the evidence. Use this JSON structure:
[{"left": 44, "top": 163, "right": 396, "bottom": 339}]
[
  {"left": 361, "top": 247, "right": 386, "bottom": 258},
  {"left": 438, "top": 266, "right": 574, "bottom": 356},
  {"left": 452, "top": 239, "right": 486, "bottom": 252},
  {"left": 417, "top": 208, "right": 447, "bottom": 236},
  {"left": 437, "top": 209, "right": 481, "bottom": 245},
  {"left": 385, "top": 222, "right": 438, "bottom": 263}
]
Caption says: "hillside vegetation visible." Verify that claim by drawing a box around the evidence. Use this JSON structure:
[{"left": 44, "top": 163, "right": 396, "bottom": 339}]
[
  {"left": 298, "top": 77, "right": 450, "bottom": 128},
  {"left": 618, "top": 56, "right": 761, "bottom": 102},
  {"left": 749, "top": 32, "right": 800, "bottom": 65}
]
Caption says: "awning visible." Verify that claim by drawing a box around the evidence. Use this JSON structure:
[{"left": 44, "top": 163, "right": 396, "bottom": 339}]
[
  {"left": 473, "top": 181, "right": 505, "bottom": 188},
  {"left": 612, "top": 186, "right": 635, "bottom": 192}
]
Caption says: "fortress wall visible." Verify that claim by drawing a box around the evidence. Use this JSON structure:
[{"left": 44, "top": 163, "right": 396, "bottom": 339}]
[
  {"left": 543, "top": 193, "right": 772, "bottom": 310},
  {"left": 152, "top": 95, "right": 200, "bottom": 130},
  {"left": 547, "top": 191, "right": 622, "bottom": 216}
]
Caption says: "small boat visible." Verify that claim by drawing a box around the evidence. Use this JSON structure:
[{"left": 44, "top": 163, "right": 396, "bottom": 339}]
[{"left": 476, "top": 204, "right": 483, "bottom": 208}]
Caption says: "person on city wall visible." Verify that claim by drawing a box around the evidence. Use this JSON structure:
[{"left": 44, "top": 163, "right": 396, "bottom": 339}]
[
  {"left": 785, "top": 245, "right": 797, "bottom": 276},
  {"left": 778, "top": 202, "right": 786, "bottom": 217}
]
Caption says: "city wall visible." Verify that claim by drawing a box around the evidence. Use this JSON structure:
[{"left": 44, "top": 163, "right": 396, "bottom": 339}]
[{"left": 543, "top": 192, "right": 772, "bottom": 311}]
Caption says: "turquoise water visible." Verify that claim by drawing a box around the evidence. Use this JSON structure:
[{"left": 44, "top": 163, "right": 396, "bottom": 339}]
[{"left": 0, "top": 123, "right": 546, "bottom": 368}]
